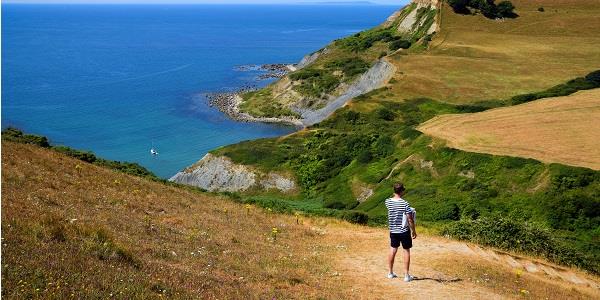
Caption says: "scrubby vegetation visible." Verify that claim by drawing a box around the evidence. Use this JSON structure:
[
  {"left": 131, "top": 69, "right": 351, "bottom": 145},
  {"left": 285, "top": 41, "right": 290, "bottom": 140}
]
[
  {"left": 239, "top": 87, "right": 301, "bottom": 118},
  {"left": 288, "top": 58, "right": 372, "bottom": 99},
  {"left": 448, "top": 0, "right": 517, "bottom": 19},
  {"left": 2, "top": 128, "right": 161, "bottom": 181}
]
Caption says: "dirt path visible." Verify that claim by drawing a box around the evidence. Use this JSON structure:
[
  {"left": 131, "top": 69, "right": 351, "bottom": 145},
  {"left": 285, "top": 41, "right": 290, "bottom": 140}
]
[{"left": 311, "top": 220, "right": 600, "bottom": 299}]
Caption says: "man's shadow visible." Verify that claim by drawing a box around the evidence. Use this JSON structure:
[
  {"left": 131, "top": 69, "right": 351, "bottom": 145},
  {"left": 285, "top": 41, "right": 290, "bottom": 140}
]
[{"left": 412, "top": 276, "right": 462, "bottom": 283}]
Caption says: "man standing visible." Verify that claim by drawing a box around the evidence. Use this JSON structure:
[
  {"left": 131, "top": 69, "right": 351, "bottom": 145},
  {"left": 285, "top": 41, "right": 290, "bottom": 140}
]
[{"left": 385, "top": 182, "right": 417, "bottom": 282}]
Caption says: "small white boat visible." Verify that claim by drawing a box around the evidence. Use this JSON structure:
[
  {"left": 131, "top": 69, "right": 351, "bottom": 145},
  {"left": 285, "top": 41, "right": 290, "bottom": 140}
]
[{"left": 150, "top": 148, "right": 158, "bottom": 156}]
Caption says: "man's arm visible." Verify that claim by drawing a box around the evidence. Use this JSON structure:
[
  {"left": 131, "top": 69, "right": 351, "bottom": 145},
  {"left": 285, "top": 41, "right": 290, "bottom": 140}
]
[{"left": 407, "top": 213, "right": 417, "bottom": 239}]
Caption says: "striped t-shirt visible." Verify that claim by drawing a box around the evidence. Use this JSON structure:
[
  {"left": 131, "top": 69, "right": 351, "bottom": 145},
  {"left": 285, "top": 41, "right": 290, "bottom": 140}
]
[{"left": 385, "top": 197, "right": 412, "bottom": 233}]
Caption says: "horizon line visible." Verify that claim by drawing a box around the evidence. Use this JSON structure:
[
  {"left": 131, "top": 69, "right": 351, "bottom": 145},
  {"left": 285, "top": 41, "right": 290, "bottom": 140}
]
[{"left": 2, "top": 1, "right": 404, "bottom": 5}]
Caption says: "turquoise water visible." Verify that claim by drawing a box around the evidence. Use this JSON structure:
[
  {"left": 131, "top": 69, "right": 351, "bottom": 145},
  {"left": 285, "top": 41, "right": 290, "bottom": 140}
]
[{"left": 2, "top": 4, "right": 399, "bottom": 178}]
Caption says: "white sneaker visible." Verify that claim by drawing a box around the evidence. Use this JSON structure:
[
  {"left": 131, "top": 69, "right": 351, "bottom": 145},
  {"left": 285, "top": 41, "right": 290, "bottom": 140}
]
[
  {"left": 404, "top": 274, "right": 414, "bottom": 282},
  {"left": 387, "top": 273, "right": 398, "bottom": 279}
]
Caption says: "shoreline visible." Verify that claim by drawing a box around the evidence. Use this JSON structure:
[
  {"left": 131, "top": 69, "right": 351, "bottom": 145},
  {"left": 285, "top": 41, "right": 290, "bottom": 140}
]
[
  {"left": 206, "top": 92, "right": 304, "bottom": 128},
  {"left": 207, "top": 58, "right": 395, "bottom": 129}
]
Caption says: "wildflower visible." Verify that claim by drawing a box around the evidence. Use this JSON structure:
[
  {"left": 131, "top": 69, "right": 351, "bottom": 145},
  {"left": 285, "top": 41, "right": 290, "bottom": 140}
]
[
  {"left": 267, "top": 208, "right": 272, "bottom": 213},
  {"left": 294, "top": 211, "right": 301, "bottom": 224},
  {"left": 515, "top": 269, "right": 523, "bottom": 278},
  {"left": 245, "top": 204, "right": 251, "bottom": 214},
  {"left": 271, "top": 227, "right": 279, "bottom": 241},
  {"left": 223, "top": 208, "right": 228, "bottom": 214}
]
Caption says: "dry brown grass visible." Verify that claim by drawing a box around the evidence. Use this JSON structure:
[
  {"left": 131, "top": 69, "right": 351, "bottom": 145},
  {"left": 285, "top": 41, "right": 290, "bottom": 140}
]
[
  {"left": 1, "top": 141, "right": 352, "bottom": 299},
  {"left": 2, "top": 141, "right": 599, "bottom": 299},
  {"left": 385, "top": 0, "right": 600, "bottom": 104},
  {"left": 417, "top": 89, "right": 600, "bottom": 170}
]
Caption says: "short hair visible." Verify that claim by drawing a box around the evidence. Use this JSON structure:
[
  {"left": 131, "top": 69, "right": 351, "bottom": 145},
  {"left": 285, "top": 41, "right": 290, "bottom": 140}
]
[{"left": 393, "top": 182, "right": 405, "bottom": 195}]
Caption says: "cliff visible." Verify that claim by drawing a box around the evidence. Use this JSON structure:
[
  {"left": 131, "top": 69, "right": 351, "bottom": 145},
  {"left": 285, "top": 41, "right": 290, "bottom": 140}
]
[
  {"left": 169, "top": 153, "right": 296, "bottom": 193},
  {"left": 298, "top": 58, "right": 395, "bottom": 126},
  {"left": 235, "top": 0, "right": 440, "bottom": 124}
]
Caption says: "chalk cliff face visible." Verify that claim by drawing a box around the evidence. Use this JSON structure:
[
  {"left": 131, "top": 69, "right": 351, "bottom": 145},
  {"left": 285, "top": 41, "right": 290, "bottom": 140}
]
[
  {"left": 298, "top": 58, "right": 396, "bottom": 126},
  {"left": 169, "top": 153, "right": 296, "bottom": 193}
]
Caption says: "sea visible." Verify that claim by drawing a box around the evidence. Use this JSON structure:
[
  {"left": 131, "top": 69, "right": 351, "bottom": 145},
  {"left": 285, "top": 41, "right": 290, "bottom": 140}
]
[{"left": 2, "top": 4, "right": 400, "bottom": 178}]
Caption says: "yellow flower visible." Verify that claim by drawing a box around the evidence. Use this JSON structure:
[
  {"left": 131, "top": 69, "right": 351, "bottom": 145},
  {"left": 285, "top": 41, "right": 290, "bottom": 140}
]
[{"left": 515, "top": 269, "right": 523, "bottom": 278}]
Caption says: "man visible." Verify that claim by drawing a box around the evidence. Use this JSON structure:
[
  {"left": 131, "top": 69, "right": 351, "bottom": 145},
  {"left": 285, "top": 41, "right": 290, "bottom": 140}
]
[{"left": 385, "top": 182, "right": 417, "bottom": 282}]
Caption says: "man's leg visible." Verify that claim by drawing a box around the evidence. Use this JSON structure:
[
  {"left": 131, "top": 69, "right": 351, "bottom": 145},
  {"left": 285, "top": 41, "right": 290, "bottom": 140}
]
[
  {"left": 403, "top": 248, "right": 411, "bottom": 276},
  {"left": 388, "top": 247, "right": 398, "bottom": 274}
]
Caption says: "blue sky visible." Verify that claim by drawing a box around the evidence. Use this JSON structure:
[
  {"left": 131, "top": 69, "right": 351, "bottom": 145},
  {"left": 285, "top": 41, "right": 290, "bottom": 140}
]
[{"left": 3, "top": 0, "right": 409, "bottom": 4}]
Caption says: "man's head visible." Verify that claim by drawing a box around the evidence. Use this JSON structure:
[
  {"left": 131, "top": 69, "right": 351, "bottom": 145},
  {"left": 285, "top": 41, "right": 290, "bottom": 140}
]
[{"left": 393, "top": 182, "right": 405, "bottom": 197}]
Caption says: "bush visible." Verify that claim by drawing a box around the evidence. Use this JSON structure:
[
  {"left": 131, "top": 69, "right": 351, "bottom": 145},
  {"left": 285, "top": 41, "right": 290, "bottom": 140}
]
[
  {"left": 342, "top": 211, "right": 369, "bottom": 224},
  {"left": 447, "top": 0, "right": 470, "bottom": 14},
  {"left": 431, "top": 202, "right": 460, "bottom": 221},
  {"left": 53, "top": 146, "right": 97, "bottom": 163},
  {"left": 372, "top": 135, "right": 395, "bottom": 157},
  {"left": 585, "top": 70, "right": 600, "bottom": 85},
  {"left": 537, "top": 6, "right": 544, "bottom": 12},
  {"left": 389, "top": 39, "right": 411, "bottom": 51},
  {"left": 448, "top": 0, "right": 517, "bottom": 19},
  {"left": 549, "top": 164, "right": 597, "bottom": 191},
  {"left": 357, "top": 149, "right": 373, "bottom": 164},
  {"left": 324, "top": 58, "right": 370, "bottom": 78},
  {"left": 496, "top": 1, "right": 517, "bottom": 18},
  {"left": 376, "top": 108, "right": 396, "bottom": 121},
  {"left": 2, "top": 127, "right": 50, "bottom": 148},
  {"left": 442, "top": 217, "right": 596, "bottom": 273},
  {"left": 340, "top": 28, "right": 395, "bottom": 52}
]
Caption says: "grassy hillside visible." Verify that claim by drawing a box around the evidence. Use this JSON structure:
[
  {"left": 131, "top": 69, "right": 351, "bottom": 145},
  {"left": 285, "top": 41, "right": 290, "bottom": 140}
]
[
  {"left": 3, "top": 140, "right": 600, "bottom": 299},
  {"left": 418, "top": 88, "right": 600, "bottom": 170},
  {"left": 388, "top": 0, "right": 600, "bottom": 103},
  {"left": 1, "top": 141, "right": 362, "bottom": 299}
]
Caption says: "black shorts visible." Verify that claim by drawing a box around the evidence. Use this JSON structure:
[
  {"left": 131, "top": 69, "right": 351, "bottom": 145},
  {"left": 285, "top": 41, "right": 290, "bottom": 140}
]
[{"left": 390, "top": 231, "right": 412, "bottom": 249}]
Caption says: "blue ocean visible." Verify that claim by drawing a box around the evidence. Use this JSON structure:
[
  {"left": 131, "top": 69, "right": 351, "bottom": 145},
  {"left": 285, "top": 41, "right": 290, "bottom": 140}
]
[{"left": 2, "top": 4, "right": 399, "bottom": 178}]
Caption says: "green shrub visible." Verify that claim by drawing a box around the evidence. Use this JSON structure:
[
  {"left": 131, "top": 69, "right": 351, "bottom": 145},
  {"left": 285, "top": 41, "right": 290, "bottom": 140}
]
[
  {"left": 585, "top": 70, "right": 600, "bottom": 84},
  {"left": 343, "top": 110, "right": 361, "bottom": 123},
  {"left": 442, "top": 217, "right": 596, "bottom": 273},
  {"left": 376, "top": 108, "right": 396, "bottom": 121},
  {"left": 372, "top": 135, "right": 395, "bottom": 157},
  {"left": 292, "top": 69, "right": 341, "bottom": 98},
  {"left": 2, "top": 127, "right": 50, "bottom": 148},
  {"left": 389, "top": 39, "right": 411, "bottom": 51},
  {"left": 53, "top": 146, "right": 97, "bottom": 163},
  {"left": 342, "top": 211, "right": 369, "bottom": 224},
  {"left": 339, "top": 28, "right": 395, "bottom": 52},
  {"left": 496, "top": 1, "right": 517, "bottom": 18},
  {"left": 431, "top": 202, "right": 460, "bottom": 221},
  {"left": 549, "top": 164, "right": 597, "bottom": 191},
  {"left": 324, "top": 57, "right": 370, "bottom": 78},
  {"left": 448, "top": 0, "right": 517, "bottom": 19},
  {"left": 357, "top": 149, "right": 373, "bottom": 164}
]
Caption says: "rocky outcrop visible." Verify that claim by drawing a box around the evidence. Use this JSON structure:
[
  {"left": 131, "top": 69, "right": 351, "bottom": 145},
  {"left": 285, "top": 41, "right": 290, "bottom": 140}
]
[
  {"left": 397, "top": 0, "right": 439, "bottom": 34},
  {"left": 169, "top": 153, "right": 297, "bottom": 193},
  {"left": 296, "top": 48, "right": 328, "bottom": 70},
  {"left": 298, "top": 58, "right": 396, "bottom": 126}
]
